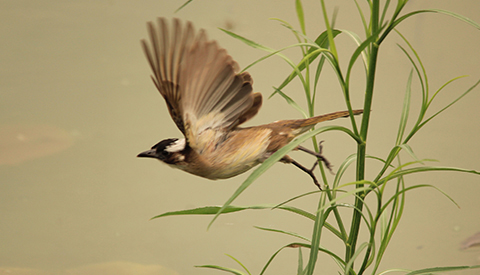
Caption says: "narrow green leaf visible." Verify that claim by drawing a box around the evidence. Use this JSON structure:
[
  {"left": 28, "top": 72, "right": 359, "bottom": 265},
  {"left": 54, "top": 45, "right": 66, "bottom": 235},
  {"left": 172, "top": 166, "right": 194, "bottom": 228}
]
[
  {"left": 395, "top": 30, "right": 431, "bottom": 145},
  {"left": 277, "top": 205, "right": 316, "bottom": 220},
  {"left": 380, "top": 0, "right": 393, "bottom": 27},
  {"left": 152, "top": 205, "right": 257, "bottom": 219},
  {"left": 259, "top": 242, "right": 347, "bottom": 275},
  {"left": 345, "top": 26, "right": 385, "bottom": 86},
  {"left": 297, "top": 247, "right": 304, "bottom": 275},
  {"left": 312, "top": 53, "right": 327, "bottom": 101},
  {"left": 373, "top": 178, "right": 406, "bottom": 274},
  {"left": 428, "top": 9, "right": 480, "bottom": 29},
  {"left": 273, "top": 190, "right": 320, "bottom": 210},
  {"left": 380, "top": 9, "right": 480, "bottom": 44},
  {"left": 381, "top": 183, "right": 458, "bottom": 213},
  {"left": 332, "top": 153, "right": 358, "bottom": 189},
  {"left": 273, "top": 87, "right": 308, "bottom": 117},
  {"left": 273, "top": 191, "right": 344, "bottom": 239},
  {"left": 396, "top": 31, "right": 428, "bottom": 107},
  {"left": 259, "top": 245, "right": 290, "bottom": 275},
  {"left": 396, "top": 70, "right": 413, "bottom": 145},
  {"left": 221, "top": 28, "right": 274, "bottom": 52},
  {"left": 196, "top": 265, "right": 246, "bottom": 275},
  {"left": 341, "top": 29, "right": 369, "bottom": 72},
  {"left": 273, "top": 30, "right": 340, "bottom": 95},
  {"left": 352, "top": 0, "right": 368, "bottom": 36},
  {"left": 254, "top": 226, "right": 311, "bottom": 242},
  {"left": 175, "top": 0, "right": 193, "bottom": 12},
  {"left": 295, "top": 0, "right": 306, "bottom": 34},
  {"left": 345, "top": 242, "right": 369, "bottom": 275},
  {"left": 270, "top": 18, "right": 306, "bottom": 48},
  {"left": 379, "top": 166, "right": 480, "bottom": 189},
  {"left": 259, "top": 244, "right": 295, "bottom": 275},
  {"left": 319, "top": 0, "right": 338, "bottom": 59},
  {"left": 152, "top": 204, "right": 318, "bottom": 221},
  {"left": 373, "top": 145, "right": 409, "bottom": 183},
  {"left": 304, "top": 192, "right": 328, "bottom": 275},
  {"left": 398, "top": 144, "right": 421, "bottom": 163},
  {"left": 240, "top": 42, "right": 317, "bottom": 74},
  {"left": 225, "top": 254, "right": 251, "bottom": 275},
  {"left": 428, "top": 75, "right": 469, "bottom": 108},
  {"left": 377, "top": 269, "right": 410, "bottom": 275},
  {"left": 406, "top": 265, "right": 480, "bottom": 275},
  {"left": 317, "top": 186, "right": 374, "bottom": 222},
  {"left": 419, "top": 78, "right": 480, "bottom": 130}
]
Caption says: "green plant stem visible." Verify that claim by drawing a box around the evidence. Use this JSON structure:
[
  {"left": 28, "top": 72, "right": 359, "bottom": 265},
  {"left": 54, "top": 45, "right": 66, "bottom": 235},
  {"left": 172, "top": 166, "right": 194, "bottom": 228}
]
[
  {"left": 345, "top": 33, "right": 380, "bottom": 275},
  {"left": 345, "top": 143, "right": 366, "bottom": 270}
]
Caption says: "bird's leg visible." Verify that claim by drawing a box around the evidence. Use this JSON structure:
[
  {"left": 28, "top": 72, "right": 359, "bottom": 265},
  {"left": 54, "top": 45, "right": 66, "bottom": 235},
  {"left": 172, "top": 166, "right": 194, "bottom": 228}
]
[
  {"left": 289, "top": 159, "right": 322, "bottom": 190},
  {"left": 281, "top": 142, "right": 333, "bottom": 190},
  {"left": 281, "top": 155, "right": 322, "bottom": 190},
  {"left": 297, "top": 141, "right": 333, "bottom": 174}
]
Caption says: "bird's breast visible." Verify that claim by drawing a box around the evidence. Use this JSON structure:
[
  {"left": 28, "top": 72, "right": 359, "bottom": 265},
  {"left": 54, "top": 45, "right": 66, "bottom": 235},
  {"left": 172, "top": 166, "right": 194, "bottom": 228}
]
[{"left": 195, "top": 127, "right": 272, "bottom": 179}]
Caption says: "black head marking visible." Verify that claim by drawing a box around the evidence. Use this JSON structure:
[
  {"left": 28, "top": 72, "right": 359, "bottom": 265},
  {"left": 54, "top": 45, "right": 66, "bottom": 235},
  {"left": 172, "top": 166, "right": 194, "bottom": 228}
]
[
  {"left": 138, "top": 138, "right": 187, "bottom": 164},
  {"left": 138, "top": 138, "right": 179, "bottom": 162},
  {"left": 151, "top": 138, "right": 179, "bottom": 150},
  {"left": 151, "top": 138, "right": 178, "bottom": 161}
]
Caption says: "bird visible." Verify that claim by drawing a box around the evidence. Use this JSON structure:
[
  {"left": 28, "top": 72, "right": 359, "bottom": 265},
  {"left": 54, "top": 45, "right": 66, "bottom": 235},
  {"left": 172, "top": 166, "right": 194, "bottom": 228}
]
[{"left": 137, "top": 18, "right": 363, "bottom": 189}]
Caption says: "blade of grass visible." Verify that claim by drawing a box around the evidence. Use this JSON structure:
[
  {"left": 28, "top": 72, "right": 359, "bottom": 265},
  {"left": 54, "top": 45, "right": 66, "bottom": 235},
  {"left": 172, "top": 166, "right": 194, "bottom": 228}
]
[
  {"left": 225, "top": 254, "right": 252, "bottom": 275},
  {"left": 175, "top": 0, "right": 193, "bottom": 12},
  {"left": 395, "top": 70, "right": 413, "bottom": 145},
  {"left": 273, "top": 191, "right": 345, "bottom": 240},
  {"left": 406, "top": 265, "right": 480, "bottom": 275},
  {"left": 254, "top": 226, "right": 311, "bottom": 242},
  {"left": 297, "top": 247, "right": 304, "bottom": 275},
  {"left": 379, "top": 166, "right": 480, "bottom": 190},
  {"left": 380, "top": 9, "right": 480, "bottom": 44},
  {"left": 345, "top": 242, "right": 369, "bottom": 275},
  {"left": 304, "top": 192, "right": 327, "bottom": 275},
  {"left": 372, "top": 178, "right": 406, "bottom": 274},
  {"left": 352, "top": 0, "right": 368, "bottom": 36},
  {"left": 273, "top": 87, "right": 308, "bottom": 117},
  {"left": 195, "top": 265, "right": 246, "bottom": 275},
  {"left": 296, "top": 0, "right": 306, "bottom": 35},
  {"left": 345, "top": 26, "right": 385, "bottom": 86},
  {"left": 270, "top": 18, "right": 310, "bottom": 52},
  {"left": 417, "top": 78, "right": 480, "bottom": 132},
  {"left": 152, "top": 204, "right": 319, "bottom": 221},
  {"left": 340, "top": 29, "right": 369, "bottom": 72},
  {"left": 272, "top": 30, "right": 341, "bottom": 96},
  {"left": 259, "top": 242, "right": 348, "bottom": 275}
]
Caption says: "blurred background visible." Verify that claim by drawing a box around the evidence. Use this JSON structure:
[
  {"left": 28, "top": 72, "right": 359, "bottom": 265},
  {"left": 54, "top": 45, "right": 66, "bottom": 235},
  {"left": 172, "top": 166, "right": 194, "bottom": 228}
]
[{"left": 1, "top": 0, "right": 480, "bottom": 274}]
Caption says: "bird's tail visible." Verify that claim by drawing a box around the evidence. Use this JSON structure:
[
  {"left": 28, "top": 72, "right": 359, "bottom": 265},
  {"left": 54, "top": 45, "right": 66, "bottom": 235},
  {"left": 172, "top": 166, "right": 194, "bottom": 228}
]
[
  {"left": 283, "top": 109, "right": 363, "bottom": 136},
  {"left": 300, "top": 109, "right": 363, "bottom": 127}
]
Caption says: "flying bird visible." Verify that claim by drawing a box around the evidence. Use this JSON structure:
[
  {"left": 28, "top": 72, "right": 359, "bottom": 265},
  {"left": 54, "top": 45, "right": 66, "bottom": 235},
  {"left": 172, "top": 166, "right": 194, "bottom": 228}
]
[{"left": 137, "top": 18, "right": 362, "bottom": 189}]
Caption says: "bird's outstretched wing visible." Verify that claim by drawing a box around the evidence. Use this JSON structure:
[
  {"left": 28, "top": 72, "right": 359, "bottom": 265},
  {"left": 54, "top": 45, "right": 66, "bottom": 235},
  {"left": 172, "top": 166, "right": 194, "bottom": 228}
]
[{"left": 141, "top": 18, "right": 262, "bottom": 149}]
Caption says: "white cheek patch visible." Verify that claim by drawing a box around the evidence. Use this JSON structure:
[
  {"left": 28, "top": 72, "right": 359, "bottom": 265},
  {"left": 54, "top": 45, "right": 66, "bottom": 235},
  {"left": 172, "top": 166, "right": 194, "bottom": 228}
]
[{"left": 165, "top": 138, "right": 186, "bottom": 152}]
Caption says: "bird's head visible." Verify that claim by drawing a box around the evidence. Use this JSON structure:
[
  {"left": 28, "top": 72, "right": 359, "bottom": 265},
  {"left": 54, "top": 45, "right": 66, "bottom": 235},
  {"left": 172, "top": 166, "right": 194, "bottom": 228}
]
[{"left": 137, "top": 138, "right": 187, "bottom": 164}]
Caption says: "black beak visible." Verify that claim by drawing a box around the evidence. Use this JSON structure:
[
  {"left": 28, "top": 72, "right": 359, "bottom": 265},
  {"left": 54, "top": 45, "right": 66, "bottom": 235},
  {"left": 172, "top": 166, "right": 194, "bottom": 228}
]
[{"left": 137, "top": 149, "right": 157, "bottom": 158}]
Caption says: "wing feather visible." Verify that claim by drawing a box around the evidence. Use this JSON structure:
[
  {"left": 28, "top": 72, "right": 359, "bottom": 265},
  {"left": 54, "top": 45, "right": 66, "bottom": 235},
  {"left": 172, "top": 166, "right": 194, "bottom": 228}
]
[{"left": 141, "top": 18, "right": 263, "bottom": 149}]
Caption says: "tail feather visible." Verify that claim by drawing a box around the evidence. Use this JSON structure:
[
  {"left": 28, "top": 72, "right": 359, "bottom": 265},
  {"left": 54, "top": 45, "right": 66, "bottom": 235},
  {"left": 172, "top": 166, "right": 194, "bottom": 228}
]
[
  {"left": 263, "top": 109, "right": 363, "bottom": 153},
  {"left": 300, "top": 109, "right": 363, "bottom": 127},
  {"left": 281, "top": 109, "right": 363, "bottom": 136}
]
